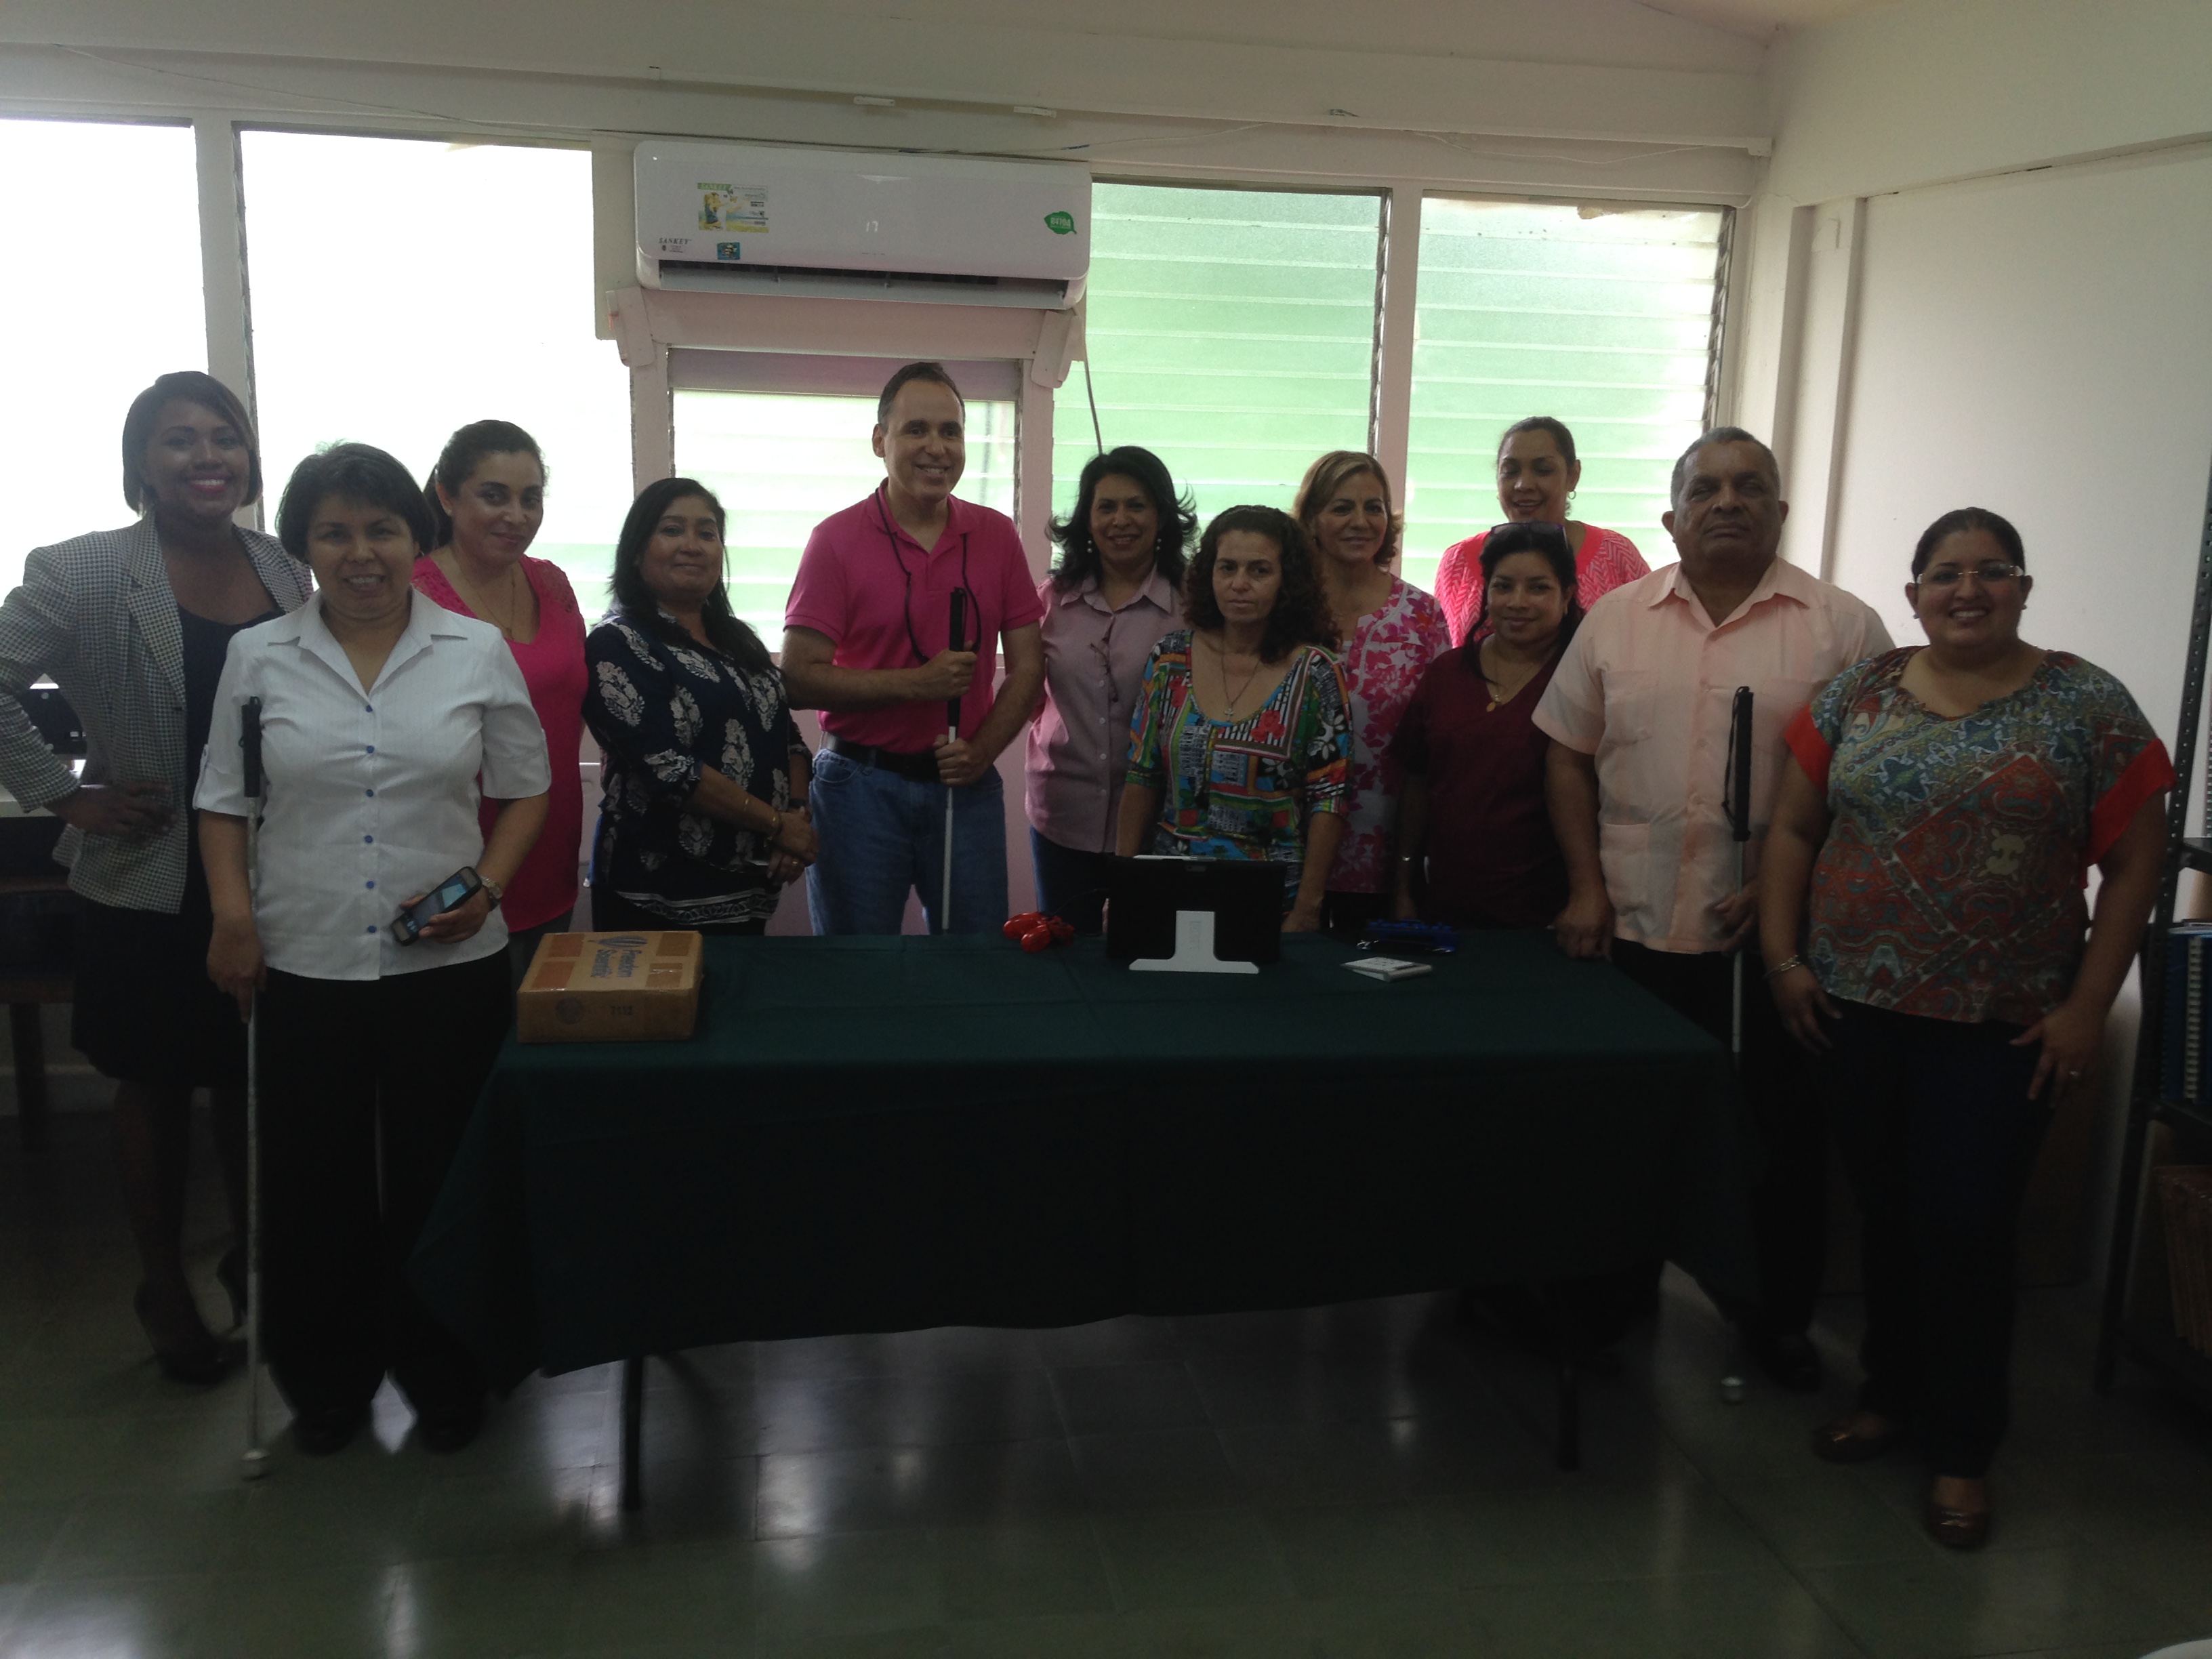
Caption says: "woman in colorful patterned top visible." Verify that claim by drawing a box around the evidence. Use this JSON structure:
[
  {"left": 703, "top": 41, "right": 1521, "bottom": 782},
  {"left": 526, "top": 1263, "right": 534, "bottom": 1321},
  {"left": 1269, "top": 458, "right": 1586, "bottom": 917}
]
[
  {"left": 584, "top": 478, "right": 818, "bottom": 935},
  {"left": 1118, "top": 506, "right": 1351, "bottom": 930},
  {"left": 1433, "top": 416, "right": 1649, "bottom": 648},
  {"left": 1294, "top": 451, "right": 1450, "bottom": 939},
  {"left": 1761, "top": 508, "right": 2169, "bottom": 1552}
]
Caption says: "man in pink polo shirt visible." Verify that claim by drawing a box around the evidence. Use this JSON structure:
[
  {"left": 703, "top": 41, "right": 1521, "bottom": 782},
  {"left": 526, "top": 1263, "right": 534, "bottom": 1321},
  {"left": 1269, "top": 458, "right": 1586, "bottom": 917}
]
[
  {"left": 1536, "top": 426, "right": 1892, "bottom": 1390},
  {"left": 782, "top": 362, "right": 1046, "bottom": 935}
]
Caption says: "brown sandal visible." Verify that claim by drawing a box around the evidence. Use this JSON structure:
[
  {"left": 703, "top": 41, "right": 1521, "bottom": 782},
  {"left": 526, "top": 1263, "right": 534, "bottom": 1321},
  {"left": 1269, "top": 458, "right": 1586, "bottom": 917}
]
[
  {"left": 1809, "top": 1415, "right": 1906, "bottom": 1464},
  {"left": 1923, "top": 1494, "right": 1991, "bottom": 1551}
]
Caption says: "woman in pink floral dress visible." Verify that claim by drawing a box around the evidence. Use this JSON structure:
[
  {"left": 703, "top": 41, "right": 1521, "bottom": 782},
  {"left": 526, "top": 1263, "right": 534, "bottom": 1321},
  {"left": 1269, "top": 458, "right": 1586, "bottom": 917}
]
[
  {"left": 1293, "top": 451, "right": 1452, "bottom": 939},
  {"left": 1433, "top": 415, "right": 1648, "bottom": 648}
]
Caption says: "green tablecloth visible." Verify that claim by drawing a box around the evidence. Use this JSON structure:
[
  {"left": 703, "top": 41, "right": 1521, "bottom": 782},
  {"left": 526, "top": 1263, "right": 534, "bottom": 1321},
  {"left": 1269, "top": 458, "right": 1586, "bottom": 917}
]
[{"left": 411, "top": 933, "right": 1751, "bottom": 1388}]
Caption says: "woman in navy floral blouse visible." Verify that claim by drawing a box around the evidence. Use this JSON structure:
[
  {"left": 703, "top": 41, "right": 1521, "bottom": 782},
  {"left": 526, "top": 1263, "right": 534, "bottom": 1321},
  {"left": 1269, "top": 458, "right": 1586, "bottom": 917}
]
[{"left": 583, "top": 478, "right": 817, "bottom": 933}]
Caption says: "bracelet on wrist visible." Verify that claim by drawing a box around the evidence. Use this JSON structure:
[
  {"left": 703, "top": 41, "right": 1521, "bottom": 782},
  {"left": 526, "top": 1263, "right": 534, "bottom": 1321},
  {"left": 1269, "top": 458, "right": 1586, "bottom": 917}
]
[{"left": 1764, "top": 956, "right": 1807, "bottom": 980}]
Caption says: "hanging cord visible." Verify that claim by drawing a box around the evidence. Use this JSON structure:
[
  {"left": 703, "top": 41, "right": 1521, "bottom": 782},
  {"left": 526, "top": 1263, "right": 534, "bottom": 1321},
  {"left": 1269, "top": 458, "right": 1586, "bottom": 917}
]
[{"left": 1083, "top": 356, "right": 1104, "bottom": 453}]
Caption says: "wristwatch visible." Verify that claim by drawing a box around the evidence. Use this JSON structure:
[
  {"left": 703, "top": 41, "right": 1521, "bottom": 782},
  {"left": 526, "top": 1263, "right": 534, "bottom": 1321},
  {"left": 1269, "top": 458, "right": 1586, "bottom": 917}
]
[{"left": 480, "top": 876, "right": 504, "bottom": 913}]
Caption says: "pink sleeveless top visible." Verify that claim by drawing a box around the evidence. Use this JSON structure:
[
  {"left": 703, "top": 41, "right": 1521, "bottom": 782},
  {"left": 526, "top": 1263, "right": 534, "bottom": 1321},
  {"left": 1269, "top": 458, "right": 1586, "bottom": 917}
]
[{"left": 411, "top": 556, "right": 588, "bottom": 930}]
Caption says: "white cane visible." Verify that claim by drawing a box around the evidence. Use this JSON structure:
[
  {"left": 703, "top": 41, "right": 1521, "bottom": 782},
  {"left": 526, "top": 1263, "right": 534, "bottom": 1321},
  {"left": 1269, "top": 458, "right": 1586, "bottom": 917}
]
[
  {"left": 1718, "top": 684, "right": 1755, "bottom": 1405},
  {"left": 239, "top": 696, "right": 270, "bottom": 1479},
  {"left": 939, "top": 588, "right": 970, "bottom": 933}
]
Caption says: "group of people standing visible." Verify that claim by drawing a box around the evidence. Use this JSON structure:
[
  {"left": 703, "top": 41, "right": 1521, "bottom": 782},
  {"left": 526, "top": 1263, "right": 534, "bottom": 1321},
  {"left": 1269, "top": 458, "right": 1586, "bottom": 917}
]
[{"left": 0, "top": 361, "right": 2170, "bottom": 1551}]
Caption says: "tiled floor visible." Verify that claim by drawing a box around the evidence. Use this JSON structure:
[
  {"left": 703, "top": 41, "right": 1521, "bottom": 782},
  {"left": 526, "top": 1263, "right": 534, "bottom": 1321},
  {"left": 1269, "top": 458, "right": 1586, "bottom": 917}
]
[{"left": 3, "top": 1107, "right": 2209, "bottom": 1658}]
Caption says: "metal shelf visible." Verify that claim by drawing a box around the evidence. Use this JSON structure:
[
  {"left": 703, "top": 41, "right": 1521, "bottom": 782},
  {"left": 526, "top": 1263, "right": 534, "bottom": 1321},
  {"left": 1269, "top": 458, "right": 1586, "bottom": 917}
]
[{"left": 2099, "top": 455, "right": 2212, "bottom": 1402}]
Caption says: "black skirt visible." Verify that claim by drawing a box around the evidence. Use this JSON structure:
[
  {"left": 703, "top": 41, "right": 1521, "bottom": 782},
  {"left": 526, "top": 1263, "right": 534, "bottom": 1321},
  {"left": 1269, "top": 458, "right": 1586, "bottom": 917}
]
[{"left": 72, "top": 882, "right": 248, "bottom": 1089}]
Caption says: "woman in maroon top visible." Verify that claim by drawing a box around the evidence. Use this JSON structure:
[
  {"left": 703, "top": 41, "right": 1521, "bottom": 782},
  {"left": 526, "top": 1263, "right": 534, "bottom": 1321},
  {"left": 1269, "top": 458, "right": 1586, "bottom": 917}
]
[
  {"left": 412, "top": 420, "right": 587, "bottom": 980},
  {"left": 1391, "top": 520, "right": 1579, "bottom": 928}
]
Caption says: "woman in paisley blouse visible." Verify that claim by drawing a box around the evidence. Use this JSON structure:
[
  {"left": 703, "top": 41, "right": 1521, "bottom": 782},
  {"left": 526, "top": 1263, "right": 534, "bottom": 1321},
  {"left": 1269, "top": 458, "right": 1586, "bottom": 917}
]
[
  {"left": 1118, "top": 505, "right": 1351, "bottom": 930},
  {"left": 1293, "top": 451, "right": 1450, "bottom": 939},
  {"left": 1761, "top": 507, "right": 2169, "bottom": 1551},
  {"left": 584, "top": 478, "right": 817, "bottom": 934}
]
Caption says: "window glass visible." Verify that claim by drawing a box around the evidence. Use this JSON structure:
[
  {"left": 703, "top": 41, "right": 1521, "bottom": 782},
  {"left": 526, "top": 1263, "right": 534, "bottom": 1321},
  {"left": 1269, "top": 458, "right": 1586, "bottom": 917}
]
[
  {"left": 241, "top": 131, "right": 631, "bottom": 602},
  {"left": 1404, "top": 200, "right": 1725, "bottom": 593},
  {"left": 674, "top": 392, "right": 1016, "bottom": 634},
  {"left": 0, "top": 119, "right": 203, "bottom": 590},
  {"left": 1054, "top": 184, "right": 1382, "bottom": 539}
]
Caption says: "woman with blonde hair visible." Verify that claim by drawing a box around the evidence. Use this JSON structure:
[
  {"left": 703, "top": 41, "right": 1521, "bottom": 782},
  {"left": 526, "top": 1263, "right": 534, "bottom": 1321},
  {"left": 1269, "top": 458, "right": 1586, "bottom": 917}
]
[{"left": 1292, "top": 451, "right": 1448, "bottom": 939}]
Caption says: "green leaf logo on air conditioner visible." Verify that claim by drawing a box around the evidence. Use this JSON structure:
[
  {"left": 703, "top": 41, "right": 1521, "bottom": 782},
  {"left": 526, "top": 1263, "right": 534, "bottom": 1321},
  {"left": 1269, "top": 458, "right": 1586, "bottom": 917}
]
[{"left": 1044, "top": 211, "right": 1076, "bottom": 235}]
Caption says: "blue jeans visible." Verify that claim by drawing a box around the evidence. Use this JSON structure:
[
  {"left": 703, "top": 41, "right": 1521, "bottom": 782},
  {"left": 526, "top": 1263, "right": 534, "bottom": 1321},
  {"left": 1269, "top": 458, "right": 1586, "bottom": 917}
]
[
  {"left": 1028, "top": 828, "right": 1111, "bottom": 934},
  {"left": 806, "top": 748, "right": 1007, "bottom": 935}
]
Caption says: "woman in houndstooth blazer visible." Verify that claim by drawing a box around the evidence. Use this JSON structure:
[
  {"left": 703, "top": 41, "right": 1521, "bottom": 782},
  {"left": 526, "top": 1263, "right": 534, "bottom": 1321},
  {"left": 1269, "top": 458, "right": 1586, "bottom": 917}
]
[{"left": 0, "top": 371, "right": 311, "bottom": 1382}]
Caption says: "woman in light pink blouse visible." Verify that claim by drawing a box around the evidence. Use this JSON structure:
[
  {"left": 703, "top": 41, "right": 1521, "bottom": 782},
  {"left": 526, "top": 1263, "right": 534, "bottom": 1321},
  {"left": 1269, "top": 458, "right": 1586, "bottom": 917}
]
[
  {"left": 1433, "top": 416, "right": 1649, "bottom": 648},
  {"left": 1294, "top": 451, "right": 1452, "bottom": 941},
  {"left": 1024, "top": 445, "right": 1194, "bottom": 930}
]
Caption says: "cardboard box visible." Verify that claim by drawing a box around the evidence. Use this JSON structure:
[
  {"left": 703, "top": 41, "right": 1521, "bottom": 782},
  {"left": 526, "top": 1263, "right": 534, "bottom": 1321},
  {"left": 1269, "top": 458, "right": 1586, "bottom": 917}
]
[{"left": 517, "top": 930, "right": 703, "bottom": 1043}]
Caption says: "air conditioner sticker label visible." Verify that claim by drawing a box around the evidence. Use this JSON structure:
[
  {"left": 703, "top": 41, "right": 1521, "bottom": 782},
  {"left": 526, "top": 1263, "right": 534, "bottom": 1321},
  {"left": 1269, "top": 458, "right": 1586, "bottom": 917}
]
[
  {"left": 698, "top": 184, "right": 769, "bottom": 233},
  {"left": 716, "top": 242, "right": 741, "bottom": 261},
  {"left": 1044, "top": 210, "right": 1076, "bottom": 235}
]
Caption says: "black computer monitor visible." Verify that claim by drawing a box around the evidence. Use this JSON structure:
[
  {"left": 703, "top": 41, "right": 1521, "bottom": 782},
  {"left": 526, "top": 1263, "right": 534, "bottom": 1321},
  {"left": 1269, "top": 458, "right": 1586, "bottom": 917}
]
[{"left": 1103, "top": 855, "right": 1285, "bottom": 967}]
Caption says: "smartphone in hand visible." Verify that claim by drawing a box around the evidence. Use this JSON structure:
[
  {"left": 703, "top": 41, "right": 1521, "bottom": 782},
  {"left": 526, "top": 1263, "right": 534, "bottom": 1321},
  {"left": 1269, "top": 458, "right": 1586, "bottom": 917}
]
[{"left": 390, "top": 867, "right": 483, "bottom": 945}]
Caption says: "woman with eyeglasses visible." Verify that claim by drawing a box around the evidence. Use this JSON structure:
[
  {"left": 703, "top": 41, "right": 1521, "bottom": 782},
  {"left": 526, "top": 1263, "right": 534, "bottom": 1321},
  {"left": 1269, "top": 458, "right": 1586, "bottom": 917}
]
[
  {"left": 1761, "top": 507, "right": 2170, "bottom": 1551},
  {"left": 1025, "top": 447, "right": 1193, "bottom": 931},
  {"left": 1432, "top": 416, "right": 1649, "bottom": 648}
]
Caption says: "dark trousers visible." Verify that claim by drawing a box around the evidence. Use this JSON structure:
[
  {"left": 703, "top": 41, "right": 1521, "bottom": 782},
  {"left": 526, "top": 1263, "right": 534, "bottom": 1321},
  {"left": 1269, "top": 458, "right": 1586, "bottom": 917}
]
[
  {"left": 589, "top": 886, "right": 767, "bottom": 939},
  {"left": 1827, "top": 999, "right": 2051, "bottom": 1477},
  {"left": 1613, "top": 939, "right": 1824, "bottom": 1336},
  {"left": 1029, "top": 829, "right": 1111, "bottom": 934},
  {"left": 258, "top": 954, "right": 510, "bottom": 1420}
]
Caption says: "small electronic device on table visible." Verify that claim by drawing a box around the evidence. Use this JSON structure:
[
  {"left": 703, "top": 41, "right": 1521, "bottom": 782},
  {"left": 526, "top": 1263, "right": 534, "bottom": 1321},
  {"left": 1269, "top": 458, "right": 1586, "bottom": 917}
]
[{"left": 1104, "top": 855, "right": 1284, "bottom": 974}]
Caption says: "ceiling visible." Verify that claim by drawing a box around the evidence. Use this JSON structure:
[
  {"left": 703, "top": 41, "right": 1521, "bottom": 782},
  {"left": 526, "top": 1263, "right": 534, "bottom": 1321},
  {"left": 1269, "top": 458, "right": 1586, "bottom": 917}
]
[{"left": 1637, "top": 0, "right": 1906, "bottom": 41}]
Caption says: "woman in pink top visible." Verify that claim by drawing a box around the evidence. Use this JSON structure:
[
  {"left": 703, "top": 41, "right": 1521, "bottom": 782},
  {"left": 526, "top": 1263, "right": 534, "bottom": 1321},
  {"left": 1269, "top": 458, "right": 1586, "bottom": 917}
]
[
  {"left": 411, "top": 420, "right": 586, "bottom": 981},
  {"left": 1294, "top": 450, "right": 1450, "bottom": 940},
  {"left": 1025, "top": 445, "right": 1193, "bottom": 930},
  {"left": 1433, "top": 416, "right": 1649, "bottom": 647}
]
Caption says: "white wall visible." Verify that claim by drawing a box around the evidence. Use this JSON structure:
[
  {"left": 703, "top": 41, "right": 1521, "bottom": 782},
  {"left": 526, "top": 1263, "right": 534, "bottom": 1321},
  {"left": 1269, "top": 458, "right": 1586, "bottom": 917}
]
[
  {"left": 1830, "top": 145, "right": 2212, "bottom": 736},
  {"left": 1725, "top": 0, "right": 2212, "bottom": 570},
  {"left": 1733, "top": 0, "right": 2212, "bottom": 1282}
]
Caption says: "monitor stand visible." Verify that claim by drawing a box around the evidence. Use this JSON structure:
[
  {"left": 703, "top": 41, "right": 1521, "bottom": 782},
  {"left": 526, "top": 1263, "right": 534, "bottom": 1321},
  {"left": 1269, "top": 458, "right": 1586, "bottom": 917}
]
[{"left": 1128, "top": 908, "right": 1261, "bottom": 975}]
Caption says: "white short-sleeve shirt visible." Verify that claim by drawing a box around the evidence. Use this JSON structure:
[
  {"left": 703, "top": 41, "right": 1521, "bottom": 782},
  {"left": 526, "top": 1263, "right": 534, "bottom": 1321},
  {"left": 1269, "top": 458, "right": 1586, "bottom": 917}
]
[{"left": 195, "top": 593, "right": 552, "bottom": 981}]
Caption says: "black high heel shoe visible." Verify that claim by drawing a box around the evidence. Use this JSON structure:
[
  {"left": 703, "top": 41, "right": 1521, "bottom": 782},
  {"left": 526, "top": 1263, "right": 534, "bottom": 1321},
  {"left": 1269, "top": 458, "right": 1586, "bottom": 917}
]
[
  {"left": 216, "top": 1248, "right": 247, "bottom": 1330},
  {"left": 134, "top": 1283, "right": 229, "bottom": 1386}
]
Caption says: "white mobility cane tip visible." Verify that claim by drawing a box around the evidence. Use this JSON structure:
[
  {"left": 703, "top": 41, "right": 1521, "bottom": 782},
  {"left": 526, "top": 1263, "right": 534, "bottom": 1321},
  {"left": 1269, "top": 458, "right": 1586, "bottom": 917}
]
[{"left": 241, "top": 1447, "right": 271, "bottom": 1479}]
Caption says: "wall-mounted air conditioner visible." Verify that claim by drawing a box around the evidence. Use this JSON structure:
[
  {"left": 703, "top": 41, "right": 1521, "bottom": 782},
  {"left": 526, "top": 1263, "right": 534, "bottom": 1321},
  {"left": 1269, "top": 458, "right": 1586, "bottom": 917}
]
[{"left": 634, "top": 142, "right": 1090, "bottom": 309}]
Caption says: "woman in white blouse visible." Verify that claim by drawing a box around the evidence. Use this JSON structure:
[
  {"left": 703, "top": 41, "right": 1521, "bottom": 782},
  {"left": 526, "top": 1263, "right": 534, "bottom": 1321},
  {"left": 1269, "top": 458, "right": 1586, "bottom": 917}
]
[{"left": 199, "top": 443, "right": 550, "bottom": 1457}]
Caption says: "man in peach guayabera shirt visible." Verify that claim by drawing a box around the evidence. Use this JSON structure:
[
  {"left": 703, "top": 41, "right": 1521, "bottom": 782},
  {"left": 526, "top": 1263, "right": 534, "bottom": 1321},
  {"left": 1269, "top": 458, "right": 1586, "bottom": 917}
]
[{"left": 1535, "top": 426, "right": 1893, "bottom": 1393}]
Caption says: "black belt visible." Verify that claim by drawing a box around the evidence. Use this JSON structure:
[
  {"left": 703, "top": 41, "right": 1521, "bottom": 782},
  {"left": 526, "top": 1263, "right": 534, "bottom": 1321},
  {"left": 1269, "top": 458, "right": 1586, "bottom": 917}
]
[{"left": 825, "top": 733, "right": 943, "bottom": 783}]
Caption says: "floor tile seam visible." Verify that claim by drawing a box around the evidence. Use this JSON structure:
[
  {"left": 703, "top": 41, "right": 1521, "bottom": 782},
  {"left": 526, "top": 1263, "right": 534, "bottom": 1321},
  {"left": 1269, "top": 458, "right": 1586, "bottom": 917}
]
[
  {"left": 1645, "top": 1397, "right": 1877, "bottom": 1658},
  {"left": 2094, "top": 1542, "right": 2212, "bottom": 1630}
]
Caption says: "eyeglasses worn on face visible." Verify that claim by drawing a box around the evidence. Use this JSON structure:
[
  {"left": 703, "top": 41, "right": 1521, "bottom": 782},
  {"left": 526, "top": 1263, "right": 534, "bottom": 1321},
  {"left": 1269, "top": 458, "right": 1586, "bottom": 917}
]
[{"left": 1917, "top": 561, "right": 2024, "bottom": 588}]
